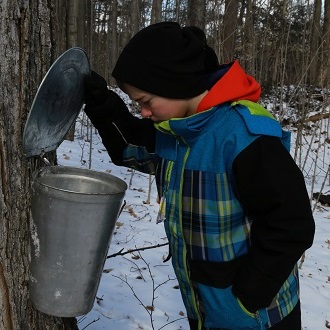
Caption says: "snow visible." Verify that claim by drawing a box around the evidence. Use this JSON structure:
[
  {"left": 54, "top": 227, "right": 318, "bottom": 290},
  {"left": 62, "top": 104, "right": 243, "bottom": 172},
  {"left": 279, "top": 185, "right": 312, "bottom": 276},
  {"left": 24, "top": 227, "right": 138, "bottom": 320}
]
[{"left": 52, "top": 110, "right": 330, "bottom": 330}]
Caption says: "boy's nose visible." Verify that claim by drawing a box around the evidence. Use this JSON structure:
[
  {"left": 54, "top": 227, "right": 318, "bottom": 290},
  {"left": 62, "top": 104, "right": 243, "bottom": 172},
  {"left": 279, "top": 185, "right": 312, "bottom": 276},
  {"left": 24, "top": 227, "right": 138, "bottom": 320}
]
[{"left": 140, "top": 107, "right": 153, "bottom": 118}]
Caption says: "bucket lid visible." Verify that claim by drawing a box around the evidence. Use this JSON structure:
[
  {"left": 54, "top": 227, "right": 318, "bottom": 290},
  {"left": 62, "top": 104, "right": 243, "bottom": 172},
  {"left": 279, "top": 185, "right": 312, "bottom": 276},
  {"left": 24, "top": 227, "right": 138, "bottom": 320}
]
[{"left": 23, "top": 47, "right": 90, "bottom": 157}]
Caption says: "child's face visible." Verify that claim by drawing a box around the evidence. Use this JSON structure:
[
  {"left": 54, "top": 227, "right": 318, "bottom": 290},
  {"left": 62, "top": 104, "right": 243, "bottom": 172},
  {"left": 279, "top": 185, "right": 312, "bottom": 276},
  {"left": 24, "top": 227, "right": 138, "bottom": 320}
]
[{"left": 122, "top": 83, "right": 205, "bottom": 122}]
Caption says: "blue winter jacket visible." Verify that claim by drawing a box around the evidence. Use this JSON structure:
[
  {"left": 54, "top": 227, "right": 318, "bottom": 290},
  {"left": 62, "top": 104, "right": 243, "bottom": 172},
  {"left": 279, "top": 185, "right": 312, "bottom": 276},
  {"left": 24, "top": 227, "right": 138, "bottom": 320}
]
[
  {"left": 123, "top": 100, "right": 303, "bottom": 329},
  {"left": 86, "top": 61, "right": 315, "bottom": 330}
]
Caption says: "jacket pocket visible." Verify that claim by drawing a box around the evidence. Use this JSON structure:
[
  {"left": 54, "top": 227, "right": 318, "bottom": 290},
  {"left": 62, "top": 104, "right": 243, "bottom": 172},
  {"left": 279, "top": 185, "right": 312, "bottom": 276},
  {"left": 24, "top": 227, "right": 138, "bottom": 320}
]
[{"left": 195, "top": 283, "right": 268, "bottom": 329}]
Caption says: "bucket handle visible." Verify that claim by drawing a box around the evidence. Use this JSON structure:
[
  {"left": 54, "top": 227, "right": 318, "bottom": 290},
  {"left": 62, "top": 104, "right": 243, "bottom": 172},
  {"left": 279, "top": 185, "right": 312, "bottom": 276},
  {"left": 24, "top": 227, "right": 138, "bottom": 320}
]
[
  {"left": 40, "top": 155, "right": 51, "bottom": 166},
  {"left": 118, "top": 200, "right": 126, "bottom": 217},
  {"left": 32, "top": 155, "right": 52, "bottom": 180}
]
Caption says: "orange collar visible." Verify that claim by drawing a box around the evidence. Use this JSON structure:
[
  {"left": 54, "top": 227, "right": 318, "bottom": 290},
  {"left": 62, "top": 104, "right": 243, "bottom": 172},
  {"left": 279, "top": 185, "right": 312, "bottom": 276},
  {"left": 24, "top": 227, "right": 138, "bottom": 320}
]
[{"left": 197, "top": 60, "right": 261, "bottom": 113}]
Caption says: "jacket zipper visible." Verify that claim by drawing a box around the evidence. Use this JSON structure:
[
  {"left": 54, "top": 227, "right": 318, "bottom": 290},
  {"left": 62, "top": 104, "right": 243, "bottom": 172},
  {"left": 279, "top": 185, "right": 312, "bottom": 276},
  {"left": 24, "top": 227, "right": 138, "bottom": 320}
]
[{"left": 176, "top": 137, "right": 204, "bottom": 330}]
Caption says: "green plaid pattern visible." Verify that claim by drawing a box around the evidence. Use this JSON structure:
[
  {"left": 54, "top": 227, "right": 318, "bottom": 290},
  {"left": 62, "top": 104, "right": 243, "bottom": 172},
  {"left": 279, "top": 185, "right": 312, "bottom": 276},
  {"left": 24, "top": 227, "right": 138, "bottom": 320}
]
[{"left": 122, "top": 101, "right": 298, "bottom": 328}]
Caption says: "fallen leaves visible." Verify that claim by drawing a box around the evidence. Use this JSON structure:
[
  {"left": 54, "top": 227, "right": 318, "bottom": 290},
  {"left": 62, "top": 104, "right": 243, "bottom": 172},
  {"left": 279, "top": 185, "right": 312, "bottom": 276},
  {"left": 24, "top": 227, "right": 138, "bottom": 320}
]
[
  {"left": 116, "top": 221, "right": 124, "bottom": 228},
  {"left": 125, "top": 205, "right": 137, "bottom": 218},
  {"left": 326, "top": 239, "right": 330, "bottom": 248}
]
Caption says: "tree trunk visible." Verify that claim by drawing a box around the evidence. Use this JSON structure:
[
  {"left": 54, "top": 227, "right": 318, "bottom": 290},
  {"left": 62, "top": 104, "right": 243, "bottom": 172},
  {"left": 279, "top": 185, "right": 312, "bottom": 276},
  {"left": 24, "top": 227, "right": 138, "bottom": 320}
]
[
  {"left": 151, "top": 0, "right": 162, "bottom": 24},
  {"left": 242, "top": 0, "right": 256, "bottom": 75},
  {"left": 309, "top": 0, "right": 321, "bottom": 85},
  {"left": 67, "top": 0, "right": 85, "bottom": 49},
  {"left": 0, "top": 1, "right": 77, "bottom": 328},
  {"left": 109, "top": 0, "right": 118, "bottom": 85},
  {"left": 130, "top": 0, "right": 141, "bottom": 38},
  {"left": 57, "top": 0, "right": 68, "bottom": 54},
  {"left": 66, "top": 0, "right": 85, "bottom": 141},
  {"left": 222, "top": 0, "right": 239, "bottom": 62},
  {"left": 321, "top": 0, "right": 330, "bottom": 87},
  {"left": 187, "top": 0, "right": 206, "bottom": 28}
]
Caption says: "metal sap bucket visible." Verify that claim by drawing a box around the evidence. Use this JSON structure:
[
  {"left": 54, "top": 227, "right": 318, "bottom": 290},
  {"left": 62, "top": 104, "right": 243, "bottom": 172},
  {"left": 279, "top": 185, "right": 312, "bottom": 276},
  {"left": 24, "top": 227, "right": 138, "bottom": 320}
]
[{"left": 29, "top": 166, "right": 127, "bottom": 317}]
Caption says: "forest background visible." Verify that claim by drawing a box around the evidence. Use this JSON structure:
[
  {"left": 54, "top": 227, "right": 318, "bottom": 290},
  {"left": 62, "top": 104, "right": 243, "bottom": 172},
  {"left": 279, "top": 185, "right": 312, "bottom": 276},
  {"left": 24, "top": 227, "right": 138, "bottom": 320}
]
[{"left": 1, "top": 0, "right": 330, "bottom": 329}]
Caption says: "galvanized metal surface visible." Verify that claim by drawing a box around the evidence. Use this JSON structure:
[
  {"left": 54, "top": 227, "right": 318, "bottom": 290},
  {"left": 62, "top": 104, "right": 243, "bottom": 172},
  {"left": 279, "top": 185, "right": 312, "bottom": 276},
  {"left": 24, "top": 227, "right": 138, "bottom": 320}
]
[
  {"left": 23, "top": 47, "right": 90, "bottom": 157},
  {"left": 29, "top": 166, "right": 127, "bottom": 317}
]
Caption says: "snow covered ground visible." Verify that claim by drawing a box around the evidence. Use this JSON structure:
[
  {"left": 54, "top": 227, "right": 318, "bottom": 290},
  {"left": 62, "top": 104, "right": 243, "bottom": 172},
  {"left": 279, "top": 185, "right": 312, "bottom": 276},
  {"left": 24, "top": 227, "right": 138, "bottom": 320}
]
[{"left": 54, "top": 112, "right": 329, "bottom": 330}]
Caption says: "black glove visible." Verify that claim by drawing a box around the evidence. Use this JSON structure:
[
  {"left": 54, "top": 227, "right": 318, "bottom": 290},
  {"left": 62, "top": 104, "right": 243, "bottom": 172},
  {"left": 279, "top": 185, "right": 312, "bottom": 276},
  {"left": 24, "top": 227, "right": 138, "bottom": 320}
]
[
  {"left": 84, "top": 71, "right": 132, "bottom": 127},
  {"left": 84, "top": 71, "right": 109, "bottom": 107}
]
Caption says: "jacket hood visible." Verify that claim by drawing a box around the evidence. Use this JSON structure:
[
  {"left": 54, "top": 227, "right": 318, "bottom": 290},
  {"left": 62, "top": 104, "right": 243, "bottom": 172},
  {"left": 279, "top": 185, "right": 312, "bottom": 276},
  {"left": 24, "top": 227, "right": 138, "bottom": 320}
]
[{"left": 196, "top": 60, "right": 261, "bottom": 113}]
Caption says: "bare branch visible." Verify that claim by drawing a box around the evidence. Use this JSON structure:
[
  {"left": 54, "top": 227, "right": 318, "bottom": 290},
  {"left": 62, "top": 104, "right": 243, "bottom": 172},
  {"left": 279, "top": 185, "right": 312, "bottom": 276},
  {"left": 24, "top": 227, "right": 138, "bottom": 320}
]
[{"left": 107, "top": 242, "right": 169, "bottom": 259}]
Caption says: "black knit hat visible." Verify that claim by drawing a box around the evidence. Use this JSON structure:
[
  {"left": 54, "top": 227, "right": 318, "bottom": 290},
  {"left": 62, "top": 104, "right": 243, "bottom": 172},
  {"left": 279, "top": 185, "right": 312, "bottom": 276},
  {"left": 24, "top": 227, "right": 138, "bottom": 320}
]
[{"left": 112, "top": 22, "right": 218, "bottom": 99}]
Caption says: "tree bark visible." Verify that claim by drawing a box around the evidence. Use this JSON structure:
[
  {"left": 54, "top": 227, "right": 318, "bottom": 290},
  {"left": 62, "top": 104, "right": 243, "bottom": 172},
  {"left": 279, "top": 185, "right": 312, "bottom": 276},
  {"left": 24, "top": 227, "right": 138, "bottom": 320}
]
[
  {"left": 57, "top": 0, "right": 68, "bottom": 54},
  {"left": 187, "top": 0, "right": 206, "bottom": 28},
  {"left": 67, "top": 0, "right": 85, "bottom": 48},
  {"left": 151, "top": 0, "right": 162, "bottom": 24},
  {"left": 0, "top": 1, "right": 77, "bottom": 328},
  {"left": 109, "top": 0, "right": 118, "bottom": 85},
  {"left": 222, "top": 0, "right": 239, "bottom": 62},
  {"left": 309, "top": 0, "right": 322, "bottom": 85},
  {"left": 130, "top": 0, "right": 141, "bottom": 38},
  {"left": 321, "top": 0, "right": 330, "bottom": 87},
  {"left": 66, "top": 0, "right": 85, "bottom": 141},
  {"left": 242, "top": 0, "right": 256, "bottom": 75}
]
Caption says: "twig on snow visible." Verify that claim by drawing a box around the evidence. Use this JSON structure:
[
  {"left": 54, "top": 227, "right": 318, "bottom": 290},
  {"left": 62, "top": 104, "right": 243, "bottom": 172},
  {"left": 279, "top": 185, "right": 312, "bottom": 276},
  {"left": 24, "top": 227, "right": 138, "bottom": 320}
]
[
  {"left": 107, "top": 242, "right": 169, "bottom": 259},
  {"left": 80, "top": 316, "right": 100, "bottom": 330}
]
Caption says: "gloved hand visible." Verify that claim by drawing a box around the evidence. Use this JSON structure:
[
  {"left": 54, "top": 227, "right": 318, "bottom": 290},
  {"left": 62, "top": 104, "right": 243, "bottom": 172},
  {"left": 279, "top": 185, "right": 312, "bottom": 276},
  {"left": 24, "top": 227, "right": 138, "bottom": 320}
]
[
  {"left": 84, "top": 71, "right": 109, "bottom": 107},
  {"left": 84, "top": 71, "right": 132, "bottom": 127}
]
